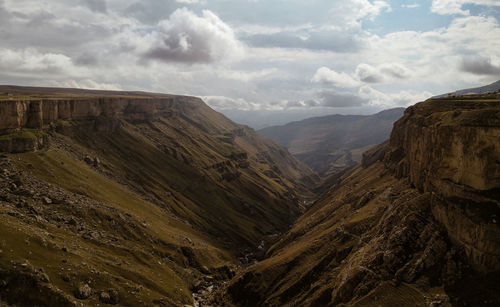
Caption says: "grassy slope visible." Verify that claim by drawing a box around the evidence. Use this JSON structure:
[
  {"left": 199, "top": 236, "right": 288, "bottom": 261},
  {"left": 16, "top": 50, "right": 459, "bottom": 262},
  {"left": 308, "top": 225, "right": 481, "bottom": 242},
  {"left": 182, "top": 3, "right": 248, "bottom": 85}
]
[
  {"left": 225, "top": 160, "right": 499, "bottom": 306},
  {"left": 0, "top": 88, "right": 318, "bottom": 306},
  {"left": 2, "top": 149, "right": 230, "bottom": 306}
]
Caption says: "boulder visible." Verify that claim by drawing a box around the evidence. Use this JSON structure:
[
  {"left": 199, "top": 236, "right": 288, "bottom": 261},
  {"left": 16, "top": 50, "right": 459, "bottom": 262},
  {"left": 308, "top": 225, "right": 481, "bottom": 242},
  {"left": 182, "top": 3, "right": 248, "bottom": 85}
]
[{"left": 75, "top": 283, "right": 92, "bottom": 299}]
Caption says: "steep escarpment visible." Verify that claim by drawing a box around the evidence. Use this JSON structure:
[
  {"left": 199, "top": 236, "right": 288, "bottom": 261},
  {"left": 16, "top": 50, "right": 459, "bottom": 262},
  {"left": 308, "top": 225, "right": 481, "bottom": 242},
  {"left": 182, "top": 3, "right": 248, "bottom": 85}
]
[
  {"left": 222, "top": 95, "right": 500, "bottom": 306},
  {"left": 385, "top": 98, "right": 500, "bottom": 272},
  {"left": 0, "top": 86, "right": 317, "bottom": 306}
]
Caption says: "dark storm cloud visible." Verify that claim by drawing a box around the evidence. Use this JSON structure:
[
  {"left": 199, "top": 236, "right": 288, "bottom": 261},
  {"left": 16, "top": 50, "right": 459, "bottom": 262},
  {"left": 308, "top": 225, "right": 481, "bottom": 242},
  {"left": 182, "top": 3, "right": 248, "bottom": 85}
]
[
  {"left": 241, "top": 30, "right": 363, "bottom": 52},
  {"left": 460, "top": 56, "right": 500, "bottom": 76},
  {"left": 317, "top": 90, "right": 367, "bottom": 107}
]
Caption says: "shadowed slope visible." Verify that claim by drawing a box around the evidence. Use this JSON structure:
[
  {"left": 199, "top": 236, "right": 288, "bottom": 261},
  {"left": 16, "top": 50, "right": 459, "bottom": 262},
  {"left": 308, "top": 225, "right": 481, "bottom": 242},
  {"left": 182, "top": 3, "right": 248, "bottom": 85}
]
[{"left": 223, "top": 94, "right": 500, "bottom": 306}]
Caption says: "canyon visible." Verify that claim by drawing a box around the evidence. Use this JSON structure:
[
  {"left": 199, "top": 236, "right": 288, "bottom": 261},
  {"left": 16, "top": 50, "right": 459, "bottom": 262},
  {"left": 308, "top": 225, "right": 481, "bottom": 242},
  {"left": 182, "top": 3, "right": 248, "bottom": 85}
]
[
  {"left": 221, "top": 93, "right": 500, "bottom": 306},
  {"left": 0, "top": 86, "right": 316, "bottom": 306},
  {"left": 0, "top": 86, "right": 499, "bottom": 306}
]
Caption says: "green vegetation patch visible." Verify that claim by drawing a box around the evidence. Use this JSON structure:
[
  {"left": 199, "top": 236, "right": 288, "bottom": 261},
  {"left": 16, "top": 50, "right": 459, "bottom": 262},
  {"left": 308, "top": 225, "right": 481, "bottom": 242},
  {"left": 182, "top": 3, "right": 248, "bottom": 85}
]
[
  {"left": 55, "top": 120, "right": 71, "bottom": 128},
  {"left": 0, "top": 129, "right": 39, "bottom": 141}
]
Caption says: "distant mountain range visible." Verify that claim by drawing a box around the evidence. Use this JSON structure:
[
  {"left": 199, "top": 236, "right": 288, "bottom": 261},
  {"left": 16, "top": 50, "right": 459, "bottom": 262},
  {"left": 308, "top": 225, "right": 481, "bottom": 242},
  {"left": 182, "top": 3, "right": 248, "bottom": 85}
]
[
  {"left": 258, "top": 108, "right": 405, "bottom": 176},
  {"left": 433, "top": 79, "right": 500, "bottom": 98}
]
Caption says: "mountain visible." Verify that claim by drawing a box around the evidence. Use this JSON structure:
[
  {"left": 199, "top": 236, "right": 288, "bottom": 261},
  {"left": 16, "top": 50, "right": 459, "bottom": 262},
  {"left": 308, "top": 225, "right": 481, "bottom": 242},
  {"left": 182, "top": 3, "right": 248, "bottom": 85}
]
[
  {"left": 0, "top": 86, "right": 317, "bottom": 306},
  {"left": 433, "top": 79, "right": 500, "bottom": 98},
  {"left": 220, "top": 93, "right": 500, "bottom": 306},
  {"left": 258, "top": 108, "right": 405, "bottom": 176}
]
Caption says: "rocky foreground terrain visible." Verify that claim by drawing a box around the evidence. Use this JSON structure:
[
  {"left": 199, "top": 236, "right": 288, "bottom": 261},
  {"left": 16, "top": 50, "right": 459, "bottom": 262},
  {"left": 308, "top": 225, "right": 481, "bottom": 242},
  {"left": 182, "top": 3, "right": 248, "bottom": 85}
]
[
  {"left": 258, "top": 108, "right": 404, "bottom": 176},
  {"left": 217, "top": 94, "right": 500, "bottom": 306},
  {"left": 0, "top": 86, "right": 317, "bottom": 306}
]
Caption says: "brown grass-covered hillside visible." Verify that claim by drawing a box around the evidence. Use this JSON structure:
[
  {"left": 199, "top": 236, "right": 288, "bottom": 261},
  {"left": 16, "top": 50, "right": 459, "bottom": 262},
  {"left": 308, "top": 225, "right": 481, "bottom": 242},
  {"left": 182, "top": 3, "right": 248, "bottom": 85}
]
[
  {"left": 0, "top": 86, "right": 317, "bottom": 306},
  {"left": 220, "top": 95, "right": 500, "bottom": 307}
]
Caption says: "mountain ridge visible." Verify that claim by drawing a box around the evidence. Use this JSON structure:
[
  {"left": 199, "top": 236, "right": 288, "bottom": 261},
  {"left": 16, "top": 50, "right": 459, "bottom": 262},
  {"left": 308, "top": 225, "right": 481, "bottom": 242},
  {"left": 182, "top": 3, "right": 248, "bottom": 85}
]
[
  {"left": 433, "top": 80, "right": 500, "bottom": 98},
  {"left": 258, "top": 107, "right": 405, "bottom": 176}
]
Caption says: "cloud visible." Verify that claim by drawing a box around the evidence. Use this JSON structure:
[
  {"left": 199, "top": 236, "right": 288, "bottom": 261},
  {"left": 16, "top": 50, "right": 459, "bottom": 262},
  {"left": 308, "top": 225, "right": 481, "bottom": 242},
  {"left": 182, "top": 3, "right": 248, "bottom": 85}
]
[
  {"left": 460, "top": 56, "right": 500, "bottom": 76},
  {"left": 176, "top": 0, "right": 206, "bottom": 3},
  {"left": 0, "top": 48, "right": 74, "bottom": 74},
  {"left": 312, "top": 67, "right": 361, "bottom": 88},
  {"left": 50, "top": 79, "right": 122, "bottom": 90},
  {"left": 312, "top": 63, "right": 410, "bottom": 88},
  {"left": 317, "top": 90, "right": 367, "bottom": 107},
  {"left": 0, "top": 1, "right": 112, "bottom": 49},
  {"left": 359, "top": 85, "right": 433, "bottom": 107},
  {"left": 329, "top": 0, "right": 391, "bottom": 29},
  {"left": 80, "top": 0, "right": 107, "bottom": 13},
  {"left": 143, "top": 8, "right": 244, "bottom": 64},
  {"left": 203, "top": 95, "right": 258, "bottom": 110},
  {"left": 402, "top": 3, "right": 420, "bottom": 8},
  {"left": 240, "top": 27, "right": 364, "bottom": 52},
  {"left": 74, "top": 52, "right": 100, "bottom": 66},
  {"left": 216, "top": 68, "right": 278, "bottom": 82},
  {"left": 355, "top": 63, "right": 384, "bottom": 83},
  {"left": 431, "top": 0, "right": 500, "bottom": 15},
  {"left": 379, "top": 63, "right": 410, "bottom": 79}
]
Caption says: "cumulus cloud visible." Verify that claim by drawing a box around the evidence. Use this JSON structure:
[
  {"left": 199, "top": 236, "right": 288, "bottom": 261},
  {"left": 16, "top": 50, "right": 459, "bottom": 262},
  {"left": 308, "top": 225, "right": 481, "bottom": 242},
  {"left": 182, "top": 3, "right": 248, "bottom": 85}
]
[
  {"left": 0, "top": 48, "right": 74, "bottom": 74},
  {"left": 359, "top": 85, "right": 433, "bottom": 107},
  {"left": 330, "top": 0, "right": 391, "bottom": 29},
  {"left": 312, "top": 67, "right": 361, "bottom": 88},
  {"left": 379, "top": 63, "right": 410, "bottom": 79},
  {"left": 313, "top": 63, "right": 410, "bottom": 88},
  {"left": 460, "top": 56, "right": 500, "bottom": 76},
  {"left": 143, "top": 8, "right": 244, "bottom": 64},
  {"left": 431, "top": 0, "right": 500, "bottom": 15},
  {"left": 317, "top": 90, "right": 367, "bottom": 107},
  {"left": 355, "top": 63, "right": 384, "bottom": 83}
]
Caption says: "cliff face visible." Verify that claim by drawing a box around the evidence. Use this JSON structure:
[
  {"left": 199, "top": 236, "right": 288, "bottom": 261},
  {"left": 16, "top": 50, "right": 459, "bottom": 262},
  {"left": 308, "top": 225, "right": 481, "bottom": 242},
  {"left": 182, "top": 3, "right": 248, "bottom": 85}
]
[
  {"left": 386, "top": 99, "right": 500, "bottom": 195},
  {"left": 222, "top": 95, "right": 500, "bottom": 307},
  {"left": 0, "top": 96, "right": 203, "bottom": 132},
  {"left": 383, "top": 99, "right": 500, "bottom": 273}
]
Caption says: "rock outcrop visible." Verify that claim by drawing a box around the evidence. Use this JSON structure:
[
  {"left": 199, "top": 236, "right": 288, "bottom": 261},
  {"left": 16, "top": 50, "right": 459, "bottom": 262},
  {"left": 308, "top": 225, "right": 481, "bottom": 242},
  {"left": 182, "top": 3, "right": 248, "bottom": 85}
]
[
  {"left": 0, "top": 96, "right": 203, "bottom": 133},
  {"left": 385, "top": 97, "right": 500, "bottom": 272}
]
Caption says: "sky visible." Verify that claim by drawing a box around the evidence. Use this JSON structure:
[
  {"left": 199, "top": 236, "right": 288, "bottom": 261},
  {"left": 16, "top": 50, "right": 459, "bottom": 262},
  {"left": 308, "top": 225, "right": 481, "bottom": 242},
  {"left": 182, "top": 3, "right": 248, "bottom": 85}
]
[{"left": 0, "top": 0, "right": 499, "bottom": 128}]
